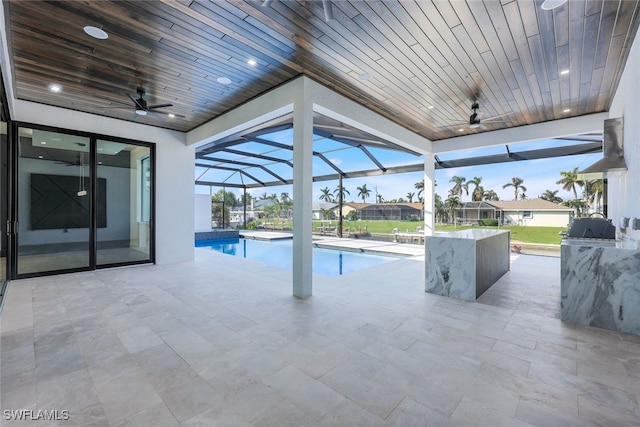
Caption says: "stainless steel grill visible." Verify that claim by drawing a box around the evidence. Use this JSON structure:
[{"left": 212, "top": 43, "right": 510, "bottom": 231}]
[{"left": 565, "top": 217, "right": 616, "bottom": 240}]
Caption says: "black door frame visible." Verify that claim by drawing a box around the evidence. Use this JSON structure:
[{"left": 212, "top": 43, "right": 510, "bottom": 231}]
[{"left": 8, "top": 121, "right": 156, "bottom": 280}]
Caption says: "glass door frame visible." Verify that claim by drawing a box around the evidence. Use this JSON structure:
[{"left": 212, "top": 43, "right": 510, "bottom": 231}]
[{"left": 9, "top": 121, "right": 155, "bottom": 279}]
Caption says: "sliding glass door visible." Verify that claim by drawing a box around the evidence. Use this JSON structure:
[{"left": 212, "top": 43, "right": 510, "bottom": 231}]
[
  {"left": 12, "top": 125, "right": 154, "bottom": 278},
  {"left": 96, "top": 140, "right": 153, "bottom": 266},
  {"left": 17, "top": 128, "right": 92, "bottom": 275}
]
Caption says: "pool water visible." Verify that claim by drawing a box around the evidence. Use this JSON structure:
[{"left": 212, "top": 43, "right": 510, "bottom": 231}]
[{"left": 195, "top": 238, "right": 397, "bottom": 276}]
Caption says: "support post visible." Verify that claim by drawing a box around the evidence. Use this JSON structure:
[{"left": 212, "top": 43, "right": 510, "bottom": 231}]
[
  {"left": 338, "top": 175, "right": 343, "bottom": 238},
  {"left": 292, "top": 80, "right": 313, "bottom": 298},
  {"left": 243, "top": 187, "right": 247, "bottom": 229},
  {"left": 423, "top": 153, "right": 435, "bottom": 236}
]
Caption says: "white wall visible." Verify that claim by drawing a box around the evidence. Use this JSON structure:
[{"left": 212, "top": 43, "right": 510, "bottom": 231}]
[
  {"left": 194, "top": 193, "right": 212, "bottom": 231},
  {"left": 503, "top": 211, "right": 572, "bottom": 227},
  {"left": 608, "top": 30, "right": 640, "bottom": 247}
]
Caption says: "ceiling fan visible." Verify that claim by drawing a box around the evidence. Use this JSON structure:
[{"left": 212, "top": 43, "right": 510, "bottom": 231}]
[
  {"left": 443, "top": 101, "right": 510, "bottom": 130},
  {"left": 109, "top": 88, "right": 184, "bottom": 118}
]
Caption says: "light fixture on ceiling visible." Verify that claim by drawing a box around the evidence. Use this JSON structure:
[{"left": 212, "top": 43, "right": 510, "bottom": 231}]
[
  {"left": 458, "top": 128, "right": 464, "bottom": 132},
  {"left": 216, "top": 77, "right": 232, "bottom": 85},
  {"left": 427, "top": 105, "right": 434, "bottom": 109},
  {"left": 48, "top": 84, "right": 62, "bottom": 93},
  {"left": 560, "top": 69, "right": 570, "bottom": 75},
  {"left": 247, "top": 59, "right": 257, "bottom": 66},
  {"left": 541, "top": 0, "right": 567, "bottom": 10},
  {"left": 135, "top": 109, "right": 148, "bottom": 116},
  {"left": 83, "top": 25, "right": 108, "bottom": 40},
  {"left": 563, "top": 108, "right": 571, "bottom": 113},
  {"left": 359, "top": 72, "right": 371, "bottom": 81},
  {"left": 168, "top": 113, "right": 175, "bottom": 118}
]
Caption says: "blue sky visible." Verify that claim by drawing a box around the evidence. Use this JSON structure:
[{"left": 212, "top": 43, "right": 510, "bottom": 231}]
[{"left": 195, "top": 130, "right": 601, "bottom": 204}]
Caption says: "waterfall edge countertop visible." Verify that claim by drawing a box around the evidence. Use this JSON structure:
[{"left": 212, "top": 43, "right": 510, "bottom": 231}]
[
  {"left": 425, "top": 229, "right": 510, "bottom": 301},
  {"left": 561, "top": 239, "right": 640, "bottom": 336}
]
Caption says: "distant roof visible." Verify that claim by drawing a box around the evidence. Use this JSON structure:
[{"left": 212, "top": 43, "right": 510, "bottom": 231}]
[
  {"left": 458, "top": 201, "right": 498, "bottom": 210},
  {"left": 488, "top": 198, "right": 574, "bottom": 211}
]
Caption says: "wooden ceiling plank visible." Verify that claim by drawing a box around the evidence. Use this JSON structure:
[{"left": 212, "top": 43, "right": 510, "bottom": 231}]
[
  {"left": 503, "top": 1, "right": 542, "bottom": 116},
  {"left": 593, "top": 0, "right": 620, "bottom": 70},
  {"left": 448, "top": 1, "right": 490, "bottom": 54},
  {"left": 568, "top": 0, "right": 586, "bottom": 106}
]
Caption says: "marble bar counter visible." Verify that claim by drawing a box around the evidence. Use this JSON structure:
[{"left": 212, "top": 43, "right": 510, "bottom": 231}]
[
  {"left": 561, "top": 239, "right": 640, "bottom": 336},
  {"left": 425, "top": 229, "right": 510, "bottom": 301}
]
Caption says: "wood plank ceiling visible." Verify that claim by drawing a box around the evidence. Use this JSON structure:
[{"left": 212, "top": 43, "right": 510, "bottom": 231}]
[{"left": 4, "top": 0, "right": 639, "bottom": 141}]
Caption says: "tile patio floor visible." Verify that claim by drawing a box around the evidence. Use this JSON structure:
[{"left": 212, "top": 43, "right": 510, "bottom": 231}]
[{"left": 1, "top": 248, "right": 639, "bottom": 426}]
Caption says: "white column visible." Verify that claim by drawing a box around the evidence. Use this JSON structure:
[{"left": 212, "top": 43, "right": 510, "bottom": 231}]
[
  {"left": 292, "top": 81, "right": 314, "bottom": 298},
  {"left": 423, "top": 153, "right": 435, "bottom": 236}
]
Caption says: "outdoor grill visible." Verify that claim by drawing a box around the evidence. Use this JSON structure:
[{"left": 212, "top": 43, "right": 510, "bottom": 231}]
[{"left": 564, "top": 217, "right": 616, "bottom": 240}]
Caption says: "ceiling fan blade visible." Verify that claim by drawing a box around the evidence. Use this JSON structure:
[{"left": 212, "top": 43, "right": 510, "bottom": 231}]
[
  {"left": 127, "top": 92, "right": 145, "bottom": 110},
  {"left": 148, "top": 103, "right": 173, "bottom": 109},
  {"left": 482, "top": 119, "right": 509, "bottom": 124},
  {"left": 481, "top": 112, "right": 511, "bottom": 121},
  {"left": 148, "top": 110, "right": 185, "bottom": 118}
]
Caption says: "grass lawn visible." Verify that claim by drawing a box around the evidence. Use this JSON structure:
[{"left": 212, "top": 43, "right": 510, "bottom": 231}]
[{"left": 254, "top": 219, "right": 567, "bottom": 245}]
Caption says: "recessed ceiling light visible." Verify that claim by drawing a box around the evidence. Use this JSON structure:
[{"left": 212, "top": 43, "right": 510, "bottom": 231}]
[
  {"left": 49, "top": 84, "right": 62, "bottom": 93},
  {"left": 427, "top": 105, "right": 434, "bottom": 109},
  {"left": 563, "top": 108, "right": 571, "bottom": 113},
  {"left": 83, "top": 26, "right": 108, "bottom": 40},
  {"left": 38, "top": 155, "right": 43, "bottom": 159},
  {"left": 541, "top": 0, "right": 567, "bottom": 10},
  {"left": 560, "top": 69, "right": 570, "bottom": 75},
  {"left": 98, "top": 161, "right": 103, "bottom": 165},
  {"left": 135, "top": 110, "right": 147, "bottom": 116},
  {"left": 216, "top": 77, "right": 232, "bottom": 85},
  {"left": 168, "top": 113, "right": 175, "bottom": 118},
  {"left": 40, "top": 141, "right": 47, "bottom": 145},
  {"left": 247, "top": 59, "right": 257, "bottom": 66},
  {"left": 359, "top": 73, "right": 371, "bottom": 81},
  {"left": 458, "top": 128, "right": 464, "bottom": 132}
]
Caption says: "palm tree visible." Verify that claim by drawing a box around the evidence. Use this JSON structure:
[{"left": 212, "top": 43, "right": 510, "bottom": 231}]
[
  {"left": 483, "top": 189, "right": 499, "bottom": 201},
  {"left": 434, "top": 193, "right": 446, "bottom": 223},
  {"left": 449, "top": 176, "right": 466, "bottom": 197},
  {"left": 406, "top": 192, "right": 415, "bottom": 203},
  {"left": 259, "top": 192, "right": 269, "bottom": 201},
  {"left": 414, "top": 180, "right": 425, "bottom": 197},
  {"left": 356, "top": 184, "right": 371, "bottom": 203},
  {"left": 556, "top": 167, "right": 581, "bottom": 200},
  {"left": 502, "top": 177, "right": 526, "bottom": 200},
  {"left": 520, "top": 192, "right": 527, "bottom": 200},
  {"left": 587, "top": 179, "right": 604, "bottom": 213},
  {"left": 376, "top": 193, "right": 385, "bottom": 203},
  {"left": 465, "top": 176, "right": 483, "bottom": 201},
  {"left": 280, "top": 192, "right": 290, "bottom": 205},
  {"left": 540, "top": 189, "right": 563, "bottom": 203},
  {"left": 334, "top": 184, "right": 350, "bottom": 202},
  {"left": 444, "top": 193, "right": 461, "bottom": 224},
  {"left": 319, "top": 187, "right": 333, "bottom": 202}
]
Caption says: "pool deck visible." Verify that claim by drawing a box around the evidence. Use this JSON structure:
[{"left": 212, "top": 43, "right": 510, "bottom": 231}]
[{"left": 239, "top": 231, "right": 425, "bottom": 258}]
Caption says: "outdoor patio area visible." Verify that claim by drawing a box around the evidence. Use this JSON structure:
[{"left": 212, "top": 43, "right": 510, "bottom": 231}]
[{"left": 1, "top": 250, "right": 639, "bottom": 426}]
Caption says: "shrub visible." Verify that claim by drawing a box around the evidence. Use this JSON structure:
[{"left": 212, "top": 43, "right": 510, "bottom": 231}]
[{"left": 478, "top": 218, "right": 499, "bottom": 227}]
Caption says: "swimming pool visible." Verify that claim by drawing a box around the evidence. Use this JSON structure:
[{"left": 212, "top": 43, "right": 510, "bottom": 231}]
[{"left": 195, "top": 238, "right": 397, "bottom": 276}]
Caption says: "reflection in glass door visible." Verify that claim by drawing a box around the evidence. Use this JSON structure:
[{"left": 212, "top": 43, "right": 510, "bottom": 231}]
[
  {"left": 17, "top": 128, "right": 92, "bottom": 275},
  {"left": 96, "top": 140, "right": 153, "bottom": 266}
]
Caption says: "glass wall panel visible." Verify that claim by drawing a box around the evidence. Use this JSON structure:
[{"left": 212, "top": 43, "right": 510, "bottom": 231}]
[
  {"left": 1, "top": 121, "right": 7, "bottom": 281},
  {"left": 17, "top": 128, "right": 91, "bottom": 274},
  {"left": 96, "top": 140, "right": 152, "bottom": 266}
]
